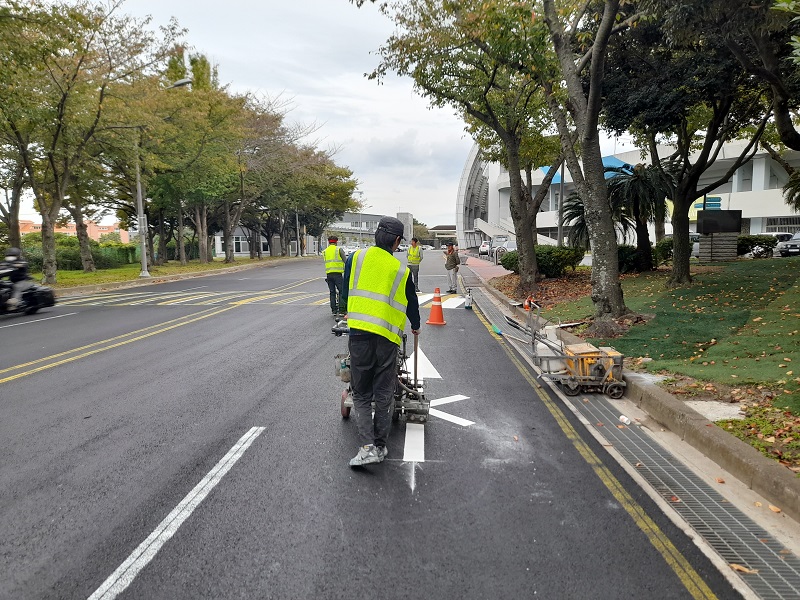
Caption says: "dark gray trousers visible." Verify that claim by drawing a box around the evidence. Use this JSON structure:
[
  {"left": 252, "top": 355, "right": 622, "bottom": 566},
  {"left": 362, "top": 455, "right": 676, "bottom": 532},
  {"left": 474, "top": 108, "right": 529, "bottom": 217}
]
[
  {"left": 348, "top": 334, "right": 398, "bottom": 448},
  {"left": 407, "top": 264, "right": 420, "bottom": 289},
  {"left": 326, "top": 273, "right": 343, "bottom": 313}
]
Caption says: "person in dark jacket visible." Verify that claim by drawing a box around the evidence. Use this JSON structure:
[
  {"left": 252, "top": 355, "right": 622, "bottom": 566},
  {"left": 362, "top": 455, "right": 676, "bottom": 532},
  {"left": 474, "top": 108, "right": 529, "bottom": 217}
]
[
  {"left": 1, "top": 247, "right": 30, "bottom": 309},
  {"left": 340, "top": 216, "right": 421, "bottom": 466}
]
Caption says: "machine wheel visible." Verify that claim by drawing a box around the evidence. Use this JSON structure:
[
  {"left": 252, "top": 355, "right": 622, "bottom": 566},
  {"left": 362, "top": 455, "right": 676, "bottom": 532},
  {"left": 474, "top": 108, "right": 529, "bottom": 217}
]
[
  {"left": 606, "top": 383, "right": 625, "bottom": 400},
  {"left": 562, "top": 380, "right": 581, "bottom": 396},
  {"left": 340, "top": 389, "right": 351, "bottom": 418},
  {"left": 24, "top": 306, "right": 39, "bottom": 315}
]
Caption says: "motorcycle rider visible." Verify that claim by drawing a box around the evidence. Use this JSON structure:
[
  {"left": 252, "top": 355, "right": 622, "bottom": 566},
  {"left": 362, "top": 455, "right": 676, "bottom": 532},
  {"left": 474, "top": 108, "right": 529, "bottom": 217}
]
[{"left": 1, "top": 247, "right": 31, "bottom": 309}]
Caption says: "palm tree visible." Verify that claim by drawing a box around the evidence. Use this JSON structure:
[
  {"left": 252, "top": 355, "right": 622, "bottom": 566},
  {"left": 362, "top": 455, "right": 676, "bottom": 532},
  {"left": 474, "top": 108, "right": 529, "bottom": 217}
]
[
  {"left": 605, "top": 163, "right": 673, "bottom": 271},
  {"left": 560, "top": 189, "right": 635, "bottom": 251}
]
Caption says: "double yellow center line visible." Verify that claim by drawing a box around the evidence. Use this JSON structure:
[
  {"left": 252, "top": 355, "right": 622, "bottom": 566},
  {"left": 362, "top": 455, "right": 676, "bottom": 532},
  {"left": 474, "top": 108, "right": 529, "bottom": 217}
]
[{"left": 0, "top": 306, "right": 236, "bottom": 385}]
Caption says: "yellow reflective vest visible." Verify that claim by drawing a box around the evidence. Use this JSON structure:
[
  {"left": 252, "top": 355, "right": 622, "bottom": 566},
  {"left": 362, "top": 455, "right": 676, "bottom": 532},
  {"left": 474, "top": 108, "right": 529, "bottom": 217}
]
[
  {"left": 347, "top": 247, "right": 410, "bottom": 345},
  {"left": 407, "top": 245, "right": 422, "bottom": 265},
  {"left": 323, "top": 245, "right": 345, "bottom": 274}
]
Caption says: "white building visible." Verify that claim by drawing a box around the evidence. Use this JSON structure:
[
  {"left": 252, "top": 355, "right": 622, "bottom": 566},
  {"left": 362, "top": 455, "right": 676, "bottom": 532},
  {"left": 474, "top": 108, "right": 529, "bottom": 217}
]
[{"left": 455, "top": 141, "right": 800, "bottom": 248}]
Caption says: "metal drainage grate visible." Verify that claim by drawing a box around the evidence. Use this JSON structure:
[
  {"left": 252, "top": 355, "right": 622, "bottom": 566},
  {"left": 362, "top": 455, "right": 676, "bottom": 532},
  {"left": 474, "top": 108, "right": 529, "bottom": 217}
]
[{"left": 573, "top": 391, "right": 800, "bottom": 599}]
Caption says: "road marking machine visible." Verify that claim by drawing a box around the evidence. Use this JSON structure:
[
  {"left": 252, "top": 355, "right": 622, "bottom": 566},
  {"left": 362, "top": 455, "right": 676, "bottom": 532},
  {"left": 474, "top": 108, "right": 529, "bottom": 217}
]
[
  {"left": 332, "top": 320, "right": 430, "bottom": 422},
  {"left": 507, "top": 302, "right": 627, "bottom": 399}
]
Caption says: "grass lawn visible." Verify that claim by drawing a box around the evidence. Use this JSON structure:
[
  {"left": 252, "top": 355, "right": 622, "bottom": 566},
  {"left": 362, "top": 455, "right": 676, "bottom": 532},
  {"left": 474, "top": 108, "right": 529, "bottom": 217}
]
[
  {"left": 514, "top": 258, "right": 800, "bottom": 472},
  {"left": 34, "top": 257, "right": 288, "bottom": 288}
]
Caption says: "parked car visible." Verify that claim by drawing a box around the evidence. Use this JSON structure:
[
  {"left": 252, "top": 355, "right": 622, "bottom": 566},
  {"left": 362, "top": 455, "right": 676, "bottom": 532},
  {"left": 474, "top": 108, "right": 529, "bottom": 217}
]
[
  {"left": 488, "top": 234, "right": 508, "bottom": 257},
  {"left": 755, "top": 232, "right": 794, "bottom": 257},
  {"left": 493, "top": 240, "right": 517, "bottom": 264},
  {"left": 779, "top": 231, "right": 800, "bottom": 257},
  {"left": 342, "top": 244, "right": 361, "bottom": 257},
  {"left": 690, "top": 233, "right": 700, "bottom": 259},
  {"left": 478, "top": 241, "right": 491, "bottom": 256},
  {"left": 396, "top": 243, "right": 409, "bottom": 253}
]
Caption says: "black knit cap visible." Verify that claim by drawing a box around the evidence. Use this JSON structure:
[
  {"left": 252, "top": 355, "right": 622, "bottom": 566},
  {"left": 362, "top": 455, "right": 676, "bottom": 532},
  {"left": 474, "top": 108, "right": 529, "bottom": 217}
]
[{"left": 376, "top": 216, "right": 405, "bottom": 240}]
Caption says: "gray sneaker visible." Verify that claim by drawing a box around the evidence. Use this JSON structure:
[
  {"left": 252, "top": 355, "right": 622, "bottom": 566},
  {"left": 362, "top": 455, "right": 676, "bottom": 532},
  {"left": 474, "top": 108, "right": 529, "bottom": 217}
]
[
  {"left": 349, "top": 445, "right": 381, "bottom": 466},
  {"left": 375, "top": 446, "right": 388, "bottom": 461}
]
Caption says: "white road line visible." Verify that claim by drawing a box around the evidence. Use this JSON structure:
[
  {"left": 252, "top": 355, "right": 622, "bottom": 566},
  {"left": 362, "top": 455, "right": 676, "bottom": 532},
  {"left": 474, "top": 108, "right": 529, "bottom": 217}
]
[
  {"left": 406, "top": 347, "right": 441, "bottom": 379},
  {"left": 442, "top": 297, "right": 465, "bottom": 309},
  {"left": 0, "top": 312, "right": 77, "bottom": 329},
  {"left": 429, "top": 394, "right": 469, "bottom": 407},
  {"left": 87, "top": 426, "right": 265, "bottom": 600},
  {"left": 428, "top": 408, "right": 475, "bottom": 427},
  {"left": 403, "top": 423, "right": 425, "bottom": 462}
]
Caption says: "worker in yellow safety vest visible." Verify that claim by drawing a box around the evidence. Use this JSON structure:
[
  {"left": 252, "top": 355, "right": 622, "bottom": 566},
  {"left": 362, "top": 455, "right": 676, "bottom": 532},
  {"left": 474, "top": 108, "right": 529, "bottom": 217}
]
[
  {"left": 323, "top": 236, "right": 346, "bottom": 317},
  {"left": 406, "top": 237, "right": 423, "bottom": 292},
  {"left": 340, "top": 216, "right": 421, "bottom": 467}
]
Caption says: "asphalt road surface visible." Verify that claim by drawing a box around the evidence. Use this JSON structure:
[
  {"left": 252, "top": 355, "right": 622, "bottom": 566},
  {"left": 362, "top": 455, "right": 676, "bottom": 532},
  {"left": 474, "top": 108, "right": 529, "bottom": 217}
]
[{"left": 0, "top": 255, "right": 737, "bottom": 599}]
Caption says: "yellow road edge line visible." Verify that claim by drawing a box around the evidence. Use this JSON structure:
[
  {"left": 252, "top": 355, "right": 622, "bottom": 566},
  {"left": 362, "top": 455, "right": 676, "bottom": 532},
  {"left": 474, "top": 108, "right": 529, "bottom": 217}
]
[
  {"left": 474, "top": 309, "right": 717, "bottom": 600},
  {"left": 0, "top": 307, "right": 231, "bottom": 381}
]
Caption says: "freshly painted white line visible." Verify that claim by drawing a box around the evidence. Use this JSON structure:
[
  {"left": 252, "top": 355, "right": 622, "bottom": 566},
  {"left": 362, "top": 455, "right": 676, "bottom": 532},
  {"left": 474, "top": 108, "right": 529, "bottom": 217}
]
[
  {"left": 417, "top": 293, "right": 434, "bottom": 304},
  {"left": 0, "top": 312, "right": 77, "bottom": 329},
  {"left": 429, "top": 408, "right": 475, "bottom": 427},
  {"left": 406, "top": 347, "right": 441, "bottom": 379},
  {"left": 429, "top": 394, "right": 469, "bottom": 407},
  {"left": 442, "top": 297, "right": 465, "bottom": 309},
  {"left": 403, "top": 423, "right": 425, "bottom": 462},
  {"left": 87, "top": 426, "right": 265, "bottom": 600}
]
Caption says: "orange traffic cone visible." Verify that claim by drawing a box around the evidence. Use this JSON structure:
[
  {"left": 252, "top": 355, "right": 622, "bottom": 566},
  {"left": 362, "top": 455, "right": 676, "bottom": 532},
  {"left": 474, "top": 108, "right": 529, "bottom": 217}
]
[
  {"left": 523, "top": 295, "right": 533, "bottom": 311},
  {"left": 426, "top": 287, "right": 447, "bottom": 326}
]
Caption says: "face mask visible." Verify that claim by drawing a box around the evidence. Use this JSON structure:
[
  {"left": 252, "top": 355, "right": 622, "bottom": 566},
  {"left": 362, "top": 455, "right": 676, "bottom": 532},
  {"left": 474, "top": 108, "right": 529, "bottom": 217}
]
[{"left": 5, "top": 256, "right": 14, "bottom": 262}]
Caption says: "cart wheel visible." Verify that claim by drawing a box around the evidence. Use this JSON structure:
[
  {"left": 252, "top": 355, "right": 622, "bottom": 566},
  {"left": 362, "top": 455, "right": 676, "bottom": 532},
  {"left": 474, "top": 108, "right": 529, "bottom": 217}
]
[
  {"left": 562, "top": 380, "right": 581, "bottom": 396},
  {"left": 606, "top": 383, "right": 625, "bottom": 400},
  {"left": 341, "top": 389, "right": 351, "bottom": 418}
]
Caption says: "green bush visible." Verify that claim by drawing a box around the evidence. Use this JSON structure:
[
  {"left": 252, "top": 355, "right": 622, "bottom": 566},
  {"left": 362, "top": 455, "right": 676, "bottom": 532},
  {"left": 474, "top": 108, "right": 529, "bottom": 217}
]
[
  {"left": 737, "top": 235, "right": 777, "bottom": 258},
  {"left": 653, "top": 237, "right": 673, "bottom": 266},
  {"left": 499, "top": 250, "right": 519, "bottom": 273},
  {"left": 536, "top": 245, "right": 584, "bottom": 278},
  {"left": 617, "top": 244, "right": 641, "bottom": 273}
]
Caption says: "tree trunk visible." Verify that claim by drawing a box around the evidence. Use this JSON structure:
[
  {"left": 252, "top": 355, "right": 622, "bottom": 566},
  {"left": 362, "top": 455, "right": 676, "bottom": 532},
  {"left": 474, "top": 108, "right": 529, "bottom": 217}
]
[
  {"left": 668, "top": 190, "right": 694, "bottom": 286},
  {"left": 0, "top": 159, "right": 25, "bottom": 249},
  {"left": 40, "top": 213, "right": 58, "bottom": 284},
  {"left": 503, "top": 138, "right": 539, "bottom": 290},
  {"left": 68, "top": 207, "right": 96, "bottom": 273},
  {"left": 195, "top": 205, "right": 208, "bottom": 263},
  {"left": 156, "top": 208, "right": 167, "bottom": 266},
  {"left": 632, "top": 199, "right": 653, "bottom": 271},
  {"left": 177, "top": 201, "right": 187, "bottom": 265}
]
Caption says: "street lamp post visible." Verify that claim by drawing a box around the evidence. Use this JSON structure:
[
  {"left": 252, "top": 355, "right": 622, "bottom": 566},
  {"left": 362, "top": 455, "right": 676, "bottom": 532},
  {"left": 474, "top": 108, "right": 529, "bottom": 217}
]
[
  {"left": 134, "top": 148, "right": 150, "bottom": 277},
  {"left": 133, "top": 78, "right": 193, "bottom": 278}
]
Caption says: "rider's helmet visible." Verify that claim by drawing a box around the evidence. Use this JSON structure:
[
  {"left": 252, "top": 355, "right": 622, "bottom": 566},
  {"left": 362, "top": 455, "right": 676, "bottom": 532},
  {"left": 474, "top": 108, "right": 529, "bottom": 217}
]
[{"left": 4, "top": 247, "right": 21, "bottom": 262}]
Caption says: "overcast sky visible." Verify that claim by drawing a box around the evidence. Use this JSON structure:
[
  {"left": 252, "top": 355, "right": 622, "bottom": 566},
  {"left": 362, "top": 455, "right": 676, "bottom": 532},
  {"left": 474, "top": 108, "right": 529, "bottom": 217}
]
[
  {"left": 117, "top": 0, "right": 476, "bottom": 228},
  {"left": 21, "top": 0, "right": 633, "bottom": 227}
]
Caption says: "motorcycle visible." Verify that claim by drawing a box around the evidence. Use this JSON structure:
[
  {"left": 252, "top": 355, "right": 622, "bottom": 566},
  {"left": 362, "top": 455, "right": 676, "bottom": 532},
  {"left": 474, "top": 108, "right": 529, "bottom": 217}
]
[{"left": 0, "top": 268, "right": 56, "bottom": 315}]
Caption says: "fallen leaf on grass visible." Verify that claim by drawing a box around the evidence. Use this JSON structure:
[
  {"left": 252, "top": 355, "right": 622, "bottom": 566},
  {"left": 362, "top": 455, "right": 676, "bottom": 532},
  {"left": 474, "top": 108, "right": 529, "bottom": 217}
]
[
  {"left": 730, "top": 564, "right": 759, "bottom": 574},
  {"left": 769, "top": 505, "right": 782, "bottom": 513}
]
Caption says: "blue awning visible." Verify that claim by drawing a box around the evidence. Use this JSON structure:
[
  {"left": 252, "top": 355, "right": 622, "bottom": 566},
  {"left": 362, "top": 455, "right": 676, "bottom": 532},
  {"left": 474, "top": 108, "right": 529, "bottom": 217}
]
[{"left": 543, "top": 155, "right": 634, "bottom": 183}]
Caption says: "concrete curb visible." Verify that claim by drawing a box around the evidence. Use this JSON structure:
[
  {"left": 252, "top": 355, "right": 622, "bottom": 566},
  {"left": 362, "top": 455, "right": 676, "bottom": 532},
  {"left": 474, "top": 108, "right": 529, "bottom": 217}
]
[
  {"left": 53, "top": 256, "right": 317, "bottom": 297},
  {"left": 465, "top": 261, "right": 800, "bottom": 524}
]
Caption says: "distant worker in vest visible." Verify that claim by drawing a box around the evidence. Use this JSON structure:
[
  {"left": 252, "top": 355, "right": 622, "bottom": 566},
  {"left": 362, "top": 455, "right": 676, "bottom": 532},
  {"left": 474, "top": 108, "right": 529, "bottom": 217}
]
[
  {"left": 340, "top": 216, "right": 421, "bottom": 467},
  {"left": 323, "top": 235, "right": 346, "bottom": 318},
  {"left": 443, "top": 241, "right": 460, "bottom": 294},
  {"left": 406, "top": 237, "right": 423, "bottom": 292}
]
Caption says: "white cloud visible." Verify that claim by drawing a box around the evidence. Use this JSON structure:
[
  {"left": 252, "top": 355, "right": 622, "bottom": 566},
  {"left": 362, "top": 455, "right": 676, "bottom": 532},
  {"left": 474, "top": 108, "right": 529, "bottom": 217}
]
[{"left": 116, "top": 0, "right": 474, "bottom": 227}]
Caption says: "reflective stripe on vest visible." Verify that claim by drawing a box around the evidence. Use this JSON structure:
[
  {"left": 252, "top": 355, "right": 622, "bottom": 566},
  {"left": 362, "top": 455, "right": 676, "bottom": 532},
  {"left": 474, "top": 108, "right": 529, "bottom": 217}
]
[
  {"left": 407, "top": 245, "right": 421, "bottom": 264},
  {"left": 347, "top": 247, "right": 409, "bottom": 345},
  {"left": 323, "top": 245, "right": 344, "bottom": 274}
]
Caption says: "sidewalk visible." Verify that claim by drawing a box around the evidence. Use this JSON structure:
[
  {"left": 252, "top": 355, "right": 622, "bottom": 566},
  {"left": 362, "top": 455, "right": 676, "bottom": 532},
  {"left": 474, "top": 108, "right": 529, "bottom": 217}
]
[{"left": 460, "top": 254, "right": 800, "bottom": 525}]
